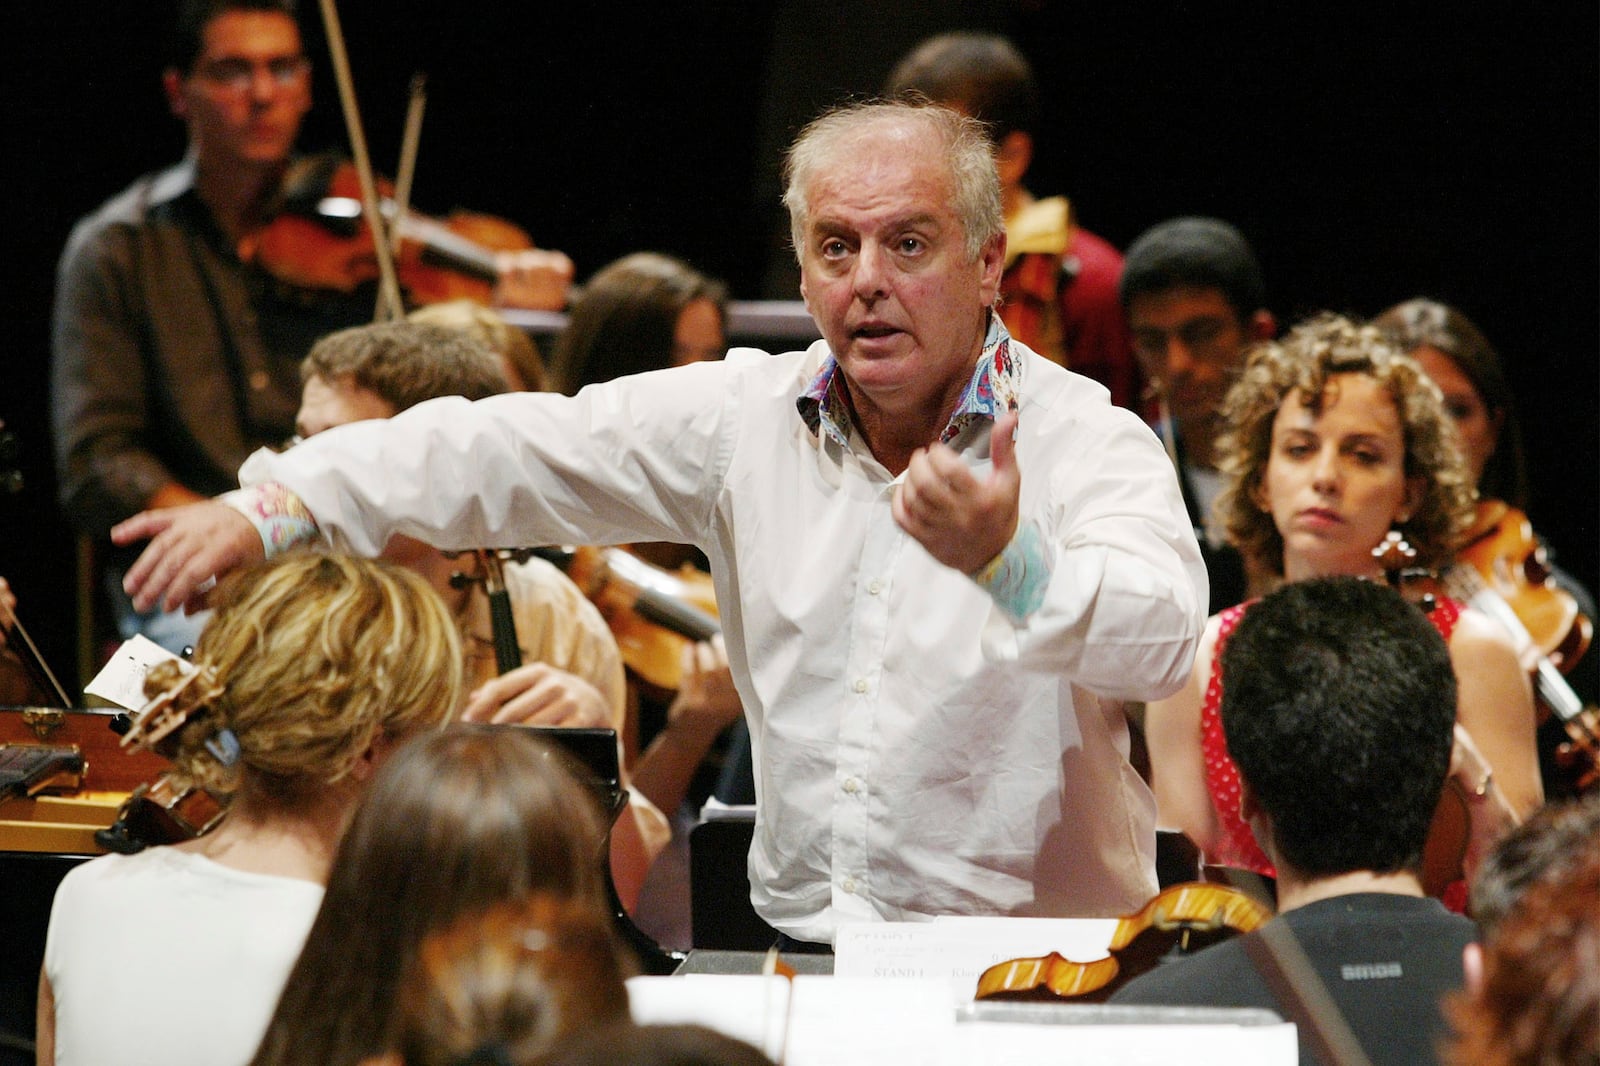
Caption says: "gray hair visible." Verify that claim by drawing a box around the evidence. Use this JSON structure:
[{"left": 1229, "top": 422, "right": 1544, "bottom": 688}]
[{"left": 781, "top": 100, "right": 1003, "bottom": 263}]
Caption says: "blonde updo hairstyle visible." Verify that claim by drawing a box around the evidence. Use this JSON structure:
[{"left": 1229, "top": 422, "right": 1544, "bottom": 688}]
[
  {"left": 1215, "top": 312, "right": 1475, "bottom": 576},
  {"left": 140, "top": 552, "right": 463, "bottom": 797}
]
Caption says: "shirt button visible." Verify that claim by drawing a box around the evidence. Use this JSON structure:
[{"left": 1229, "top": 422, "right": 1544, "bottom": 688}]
[
  {"left": 249, "top": 371, "right": 270, "bottom": 391},
  {"left": 842, "top": 877, "right": 857, "bottom": 895},
  {"left": 853, "top": 679, "right": 867, "bottom": 694},
  {"left": 842, "top": 777, "right": 858, "bottom": 794},
  {"left": 868, "top": 580, "right": 883, "bottom": 595}
]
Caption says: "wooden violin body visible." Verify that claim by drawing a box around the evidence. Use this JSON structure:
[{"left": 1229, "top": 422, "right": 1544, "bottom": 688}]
[
  {"left": 974, "top": 882, "right": 1272, "bottom": 1003},
  {"left": 247, "top": 152, "right": 533, "bottom": 307},
  {"left": 1457, "top": 500, "right": 1591, "bottom": 672},
  {"left": 537, "top": 545, "right": 720, "bottom": 693}
]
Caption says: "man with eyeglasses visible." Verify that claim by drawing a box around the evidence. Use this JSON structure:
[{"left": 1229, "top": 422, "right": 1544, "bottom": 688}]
[
  {"left": 1119, "top": 217, "right": 1277, "bottom": 612},
  {"left": 50, "top": 0, "right": 571, "bottom": 655}
]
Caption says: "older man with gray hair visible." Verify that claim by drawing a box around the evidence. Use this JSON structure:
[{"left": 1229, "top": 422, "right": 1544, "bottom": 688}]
[{"left": 115, "top": 101, "right": 1206, "bottom": 947}]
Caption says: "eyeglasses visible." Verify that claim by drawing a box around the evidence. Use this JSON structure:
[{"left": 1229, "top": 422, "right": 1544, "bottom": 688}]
[{"left": 193, "top": 54, "right": 310, "bottom": 94}]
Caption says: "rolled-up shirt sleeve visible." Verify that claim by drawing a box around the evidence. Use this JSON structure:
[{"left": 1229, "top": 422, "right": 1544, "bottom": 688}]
[
  {"left": 976, "top": 393, "right": 1208, "bottom": 702},
  {"left": 237, "top": 362, "right": 735, "bottom": 560}
]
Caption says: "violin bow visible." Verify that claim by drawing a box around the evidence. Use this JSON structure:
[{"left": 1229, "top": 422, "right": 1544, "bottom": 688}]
[
  {"left": 0, "top": 594, "right": 73, "bottom": 709},
  {"left": 388, "top": 72, "right": 428, "bottom": 277},
  {"left": 314, "top": 0, "right": 406, "bottom": 323}
]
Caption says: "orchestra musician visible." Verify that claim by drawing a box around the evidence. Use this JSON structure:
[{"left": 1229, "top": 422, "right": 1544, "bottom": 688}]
[
  {"left": 1143, "top": 313, "right": 1542, "bottom": 899},
  {"left": 248, "top": 728, "right": 614, "bottom": 1066},
  {"left": 38, "top": 553, "right": 464, "bottom": 1066},
  {"left": 50, "top": 0, "right": 575, "bottom": 657},
  {"left": 292, "top": 319, "right": 671, "bottom": 908},
  {"left": 111, "top": 100, "right": 1207, "bottom": 948},
  {"left": 1115, "top": 577, "right": 1479, "bottom": 1066},
  {"left": 1374, "top": 298, "right": 1598, "bottom": 724}
]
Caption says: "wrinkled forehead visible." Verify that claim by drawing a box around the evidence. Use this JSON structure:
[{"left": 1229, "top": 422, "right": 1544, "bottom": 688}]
[{"left": 803, "top": 123, "right": 956, "bottom": 219}]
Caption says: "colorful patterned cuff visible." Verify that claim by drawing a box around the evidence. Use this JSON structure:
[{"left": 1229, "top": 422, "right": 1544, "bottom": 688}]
[
  {"left": 969, "top": 519, "right": 1053, "bottom": 622},
  {"left": 219, "top": 483, "right": 321, "bottom": 558}
]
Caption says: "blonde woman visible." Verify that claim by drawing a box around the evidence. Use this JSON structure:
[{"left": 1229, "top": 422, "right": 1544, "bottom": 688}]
[{"left": 38, "top": 553, "right": 463, "bottom": 1066}]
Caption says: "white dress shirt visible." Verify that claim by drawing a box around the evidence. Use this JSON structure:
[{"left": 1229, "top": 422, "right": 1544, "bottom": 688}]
[{"left": 239, "top": 334, "right": 1206, "bottom": 943}]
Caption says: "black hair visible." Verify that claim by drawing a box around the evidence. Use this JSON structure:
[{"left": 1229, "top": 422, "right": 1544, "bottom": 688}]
[
  {"left": 1119, "top": 216, "right": 1266, "bottom": 323},
  {"left": 167, "top": 0, "right": 299, "bottom": 73},
  {"left": 1221, "top": 576, "right": 1456, "bottom": 877},
  {"left": 882, "top": 31, "right": 1040, "bottom": 143}
]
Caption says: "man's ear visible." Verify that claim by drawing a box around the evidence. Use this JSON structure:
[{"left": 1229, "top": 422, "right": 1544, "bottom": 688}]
[
  {"left": 1249, "top": 310, "right": 1277, "bottom": 342},
  {"left": 162, "top": 68, "right": 188, "bottom": 120},
  {"left": 1239, "top": 777, "right": 1274, "bottom": 860},
  {"left": 995, "top": 130, "right": 1033, "bottom": 190}
]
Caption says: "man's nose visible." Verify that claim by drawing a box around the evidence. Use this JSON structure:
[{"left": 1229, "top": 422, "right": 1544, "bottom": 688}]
[
  {"left": 852, "top": 242, "right": 888, "bottom": 300},
  {"left": 1165, "top": 336, "right": 1196, "bottom": 379}
]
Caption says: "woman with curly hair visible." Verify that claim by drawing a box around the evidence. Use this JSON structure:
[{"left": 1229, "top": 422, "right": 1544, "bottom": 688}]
[
  {"left": 38, "top": 553, "right": 464, "bottom": 1066},
  {"left": 1143, "top": 313, "right": 1541, "bottom": 897}
]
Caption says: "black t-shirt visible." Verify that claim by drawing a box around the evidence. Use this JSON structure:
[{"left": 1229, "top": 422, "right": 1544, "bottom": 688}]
[{"left": 1111, "top": 893, "right": 1476, "bottom": 1066}]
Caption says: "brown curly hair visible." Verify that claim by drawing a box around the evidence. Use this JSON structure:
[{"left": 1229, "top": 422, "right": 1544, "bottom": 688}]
[
  {"left": 1215, "top": 312, "right": 1475, "bottom": 576},
  {"left": 139, "top": 552, "right": 463, "bottom": 796}
]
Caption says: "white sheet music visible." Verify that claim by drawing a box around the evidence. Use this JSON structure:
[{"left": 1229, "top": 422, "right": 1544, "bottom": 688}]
[{"left": 83, "top": 635, "right": 188, "bottom": 710}]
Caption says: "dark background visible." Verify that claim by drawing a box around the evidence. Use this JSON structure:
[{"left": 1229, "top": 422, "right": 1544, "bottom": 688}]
[{"left": 3, "top": 1, "right": 1595, "bottom": 691}]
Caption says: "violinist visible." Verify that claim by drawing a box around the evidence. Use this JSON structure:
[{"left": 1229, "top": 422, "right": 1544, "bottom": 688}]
[
  {"left": 50, "top": 0, "right": 573, "bottom": 657},
  {"left": 38, "top": 553, "right": 463, "bottom": 1066},
  {"left": 1374, "top": 299, "right": 1598, "bottom": 769},
  {"left": 1114, "top": 578, "right": 1478, "bottom": 1066},
  {"left": 1143, "top": 314, "right": 1541, "bottom": 901},
  {"left": 293, "top": 319, "right": 672, "bottom": 908}
]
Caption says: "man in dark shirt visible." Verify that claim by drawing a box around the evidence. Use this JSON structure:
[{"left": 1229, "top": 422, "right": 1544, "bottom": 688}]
[
  {"left": 1118, "top": 217, "right": 1276, "bottom": 611},
  {"left": 1112, "top": 577, "right": 1477, "bottom": 1066},
  {"left": 51, "top": 0, "right": 571, "bottom": 653}
]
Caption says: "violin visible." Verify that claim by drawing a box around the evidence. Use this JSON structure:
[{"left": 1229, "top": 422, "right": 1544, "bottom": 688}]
[
  {"left": 974, "top": 882, "right": 1272, "bottom": 1003},
  {"left": 535, "top": 545, "right": 721, "bottom": 693},
  {"left": 245, "top": 152, "right": 535, "bottom": 307},
  {"left": 1454, "top": 500, "right": 1592, "bottom": 674}
]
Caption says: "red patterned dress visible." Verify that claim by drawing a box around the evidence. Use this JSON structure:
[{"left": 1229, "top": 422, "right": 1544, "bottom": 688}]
[{"left": 1199, "top": 595, "right": 1463, "bottom": 876}]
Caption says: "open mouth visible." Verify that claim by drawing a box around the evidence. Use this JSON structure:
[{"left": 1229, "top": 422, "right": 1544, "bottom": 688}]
[{"left": 852, "top": 324, "right": 901, "bottom": 341}]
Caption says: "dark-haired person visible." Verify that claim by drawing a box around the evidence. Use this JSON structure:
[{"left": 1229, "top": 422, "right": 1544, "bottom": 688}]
[
  {"left": 1119, "top": 216, "right": 1277, "bottom": 611},
  {"left": 51, "top": 0, "right": 574, "bottom": 655},
  {"left": 884, "top": 32, "right": 1139, "bottom": 410},
  {"left": 551, "top": 251, "right": 729, "bottom": 395},
  {"left": 1115, "top": 577, "right": 1479, "bottom": 1066},
  {"left": 249, "top": 728, "right": 614, "bottom": 1066},
  {"left": 1374, "top": 297, "right": 1599, "bottom": 788}
]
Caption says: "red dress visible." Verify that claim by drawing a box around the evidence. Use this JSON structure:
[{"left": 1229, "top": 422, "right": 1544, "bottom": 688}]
[{"left": 1199, "top": 595, "right": 1464, "bottom": 876}]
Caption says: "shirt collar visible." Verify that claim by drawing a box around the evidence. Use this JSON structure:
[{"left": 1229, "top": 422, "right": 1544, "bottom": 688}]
[{"left": 796, "top": 313, "right": 1021, "bottom": 449}]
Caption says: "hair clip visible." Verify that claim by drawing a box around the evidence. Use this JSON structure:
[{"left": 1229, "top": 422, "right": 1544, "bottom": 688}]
[{"left": 204, "top": 727, "right": 242, "bottom": 767}]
